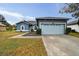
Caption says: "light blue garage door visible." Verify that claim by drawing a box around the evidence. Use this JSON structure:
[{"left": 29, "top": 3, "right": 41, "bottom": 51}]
[{"left": 41, "top": 24, "right": 65, "bottom": 35}]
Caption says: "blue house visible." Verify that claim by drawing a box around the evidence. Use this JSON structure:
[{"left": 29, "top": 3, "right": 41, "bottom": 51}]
[
  {"left": 16, "top": 20, "right": 36, "bottom": 32},
  {"left": 16, "top": 17, "right": 69, "bottom": 35}
]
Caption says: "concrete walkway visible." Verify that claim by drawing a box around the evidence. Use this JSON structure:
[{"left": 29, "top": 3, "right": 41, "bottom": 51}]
[
  {"left": 42, "top": 35, "right": 79, "bottom": 56},
  {"left": 10, "top": 33, "right": 42, "bottom": 38}
]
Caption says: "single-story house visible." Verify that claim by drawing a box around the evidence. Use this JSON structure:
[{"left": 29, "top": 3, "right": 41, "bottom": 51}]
[
  {"left": 16, "top": 20, "right": 37, "bottom": 32},
  {"left": 36, "top": 17, "right": 69, "bottom": 35},
  {"left": 0, "top": 22, "right": 6, "bottom": 31},
  {"left": 67, "top": 19, "right": 79, "bottom": 32}
]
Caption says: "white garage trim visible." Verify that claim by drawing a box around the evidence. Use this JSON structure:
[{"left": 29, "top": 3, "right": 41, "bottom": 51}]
[{"left": 39, "top": 21, "right": 66, "bottom": 29}]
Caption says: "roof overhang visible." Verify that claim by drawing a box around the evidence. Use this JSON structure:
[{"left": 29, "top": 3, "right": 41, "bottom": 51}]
[{"left": 36, "top": 17, "right": 70, "bottom": 22}]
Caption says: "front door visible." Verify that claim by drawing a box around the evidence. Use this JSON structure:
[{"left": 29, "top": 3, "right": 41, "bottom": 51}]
[{"left": 20, "top": 25, "right": 25, "bottom": 31}]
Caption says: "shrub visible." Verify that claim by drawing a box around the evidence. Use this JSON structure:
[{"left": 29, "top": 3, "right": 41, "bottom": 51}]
[
  {"left": 71, "top": 29, "right": 76, "bottom": 32},
  {"left": 6, "top": 26, "right": 13, "bottom": 31},
  {"left": 77, "top": 20, "right": 79, "bottom": 25},
  {"left": 36, "top": 28, "right": 41, "bottom": 35},
  {"left": 31, "top": 29, "right": 34, "bottom": 32},
  {"left": 65, "top": 28, "right": 71, "bottom": 34}
]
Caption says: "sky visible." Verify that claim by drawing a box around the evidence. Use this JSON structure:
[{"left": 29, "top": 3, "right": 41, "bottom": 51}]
[{"left": 0, "top": 3, "right": 73, "bottom": 25}]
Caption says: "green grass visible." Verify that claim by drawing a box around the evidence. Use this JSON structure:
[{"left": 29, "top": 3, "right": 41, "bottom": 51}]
[
  {"left": 69, "top": 32, "right": 79, "bottom": 38},
  {"left": 0, "top": 31, "right": 47, "bottom": 56}
]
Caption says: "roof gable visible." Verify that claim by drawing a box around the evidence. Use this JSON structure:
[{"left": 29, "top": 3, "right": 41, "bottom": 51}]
[
  {"left": 16, "top": 20, "right": 29, "bottom": 24},
  {"left": 16, "top": 20, "right": 36, "bottom": 25}
]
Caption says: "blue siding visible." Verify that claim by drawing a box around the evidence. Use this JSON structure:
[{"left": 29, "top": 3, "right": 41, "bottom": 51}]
[{"left": 16, "top": 22, "right": 29, "bottom": 31}]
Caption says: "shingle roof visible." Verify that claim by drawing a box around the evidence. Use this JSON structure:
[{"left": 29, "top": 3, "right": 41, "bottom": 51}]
[
  {"left": 28, "top": 21, "right": 36, "bottom": 25},
  {"left": 16, "top": 20, "right": 36, "bottom": 25}
]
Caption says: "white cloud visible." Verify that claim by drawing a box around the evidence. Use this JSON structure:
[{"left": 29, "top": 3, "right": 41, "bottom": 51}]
[
  {"left": 0, "top": 9, "right": 35, "bottom": 23},
  {"left": 0, "top": 7, "right": 36, "bottom": 25},
  {"left": 0, "top": 9, "right": 24, "bottom": 18},
  {"left": 25, "top": 16, "right": 35, "bottom": 21},
  {"left": 17, "top": 16, "right": 35, "bottom": 21}
]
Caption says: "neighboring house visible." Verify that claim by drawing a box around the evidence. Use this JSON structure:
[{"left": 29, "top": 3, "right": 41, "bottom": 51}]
[
  {"left": 36, "top": 17, "right": 69, "bottom": 35},
  {"left": 16, "top": 20, "right": 36, "bottom": 32},
  {"left": 0, "top": 22, "right": 6, "bottom": 31},
  {"left": 67, "top": 19, "right": 79, "bottom": 32},
  {"left": 0, "top": 14, "right": 10, "bottom": 26}
]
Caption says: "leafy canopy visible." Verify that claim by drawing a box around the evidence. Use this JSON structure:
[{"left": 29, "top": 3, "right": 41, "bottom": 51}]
[
  {"left": 60, "top": 3, "right": 79, "bottom": 18},
  {"left": 60, "top": 3, "right": 79, "bottom": 25}
]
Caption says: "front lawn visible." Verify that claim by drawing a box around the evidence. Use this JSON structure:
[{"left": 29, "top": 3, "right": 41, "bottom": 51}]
[
  {"left": 0, "top": 31, "right": 47, "bottom": 56},
  {"left": 69, "top": 32, "right": 79, "bottom": 38}
]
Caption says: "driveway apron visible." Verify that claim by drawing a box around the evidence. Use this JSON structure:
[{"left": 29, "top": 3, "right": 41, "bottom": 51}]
[{"left": 42, "top": 35, "right": 79, "bottom": 56}]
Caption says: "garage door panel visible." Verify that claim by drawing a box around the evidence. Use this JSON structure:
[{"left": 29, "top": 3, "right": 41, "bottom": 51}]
[{"left": 41, "top": 24, "right": 65, "bottom": 35}]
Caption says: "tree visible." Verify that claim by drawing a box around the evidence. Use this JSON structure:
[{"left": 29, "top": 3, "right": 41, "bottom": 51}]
[
  {"left": 0, "top": 14, "right": 13, "bottom": 31},
  {"left": 0, "top": 14, "right": 11, "bottom": 26},
  {"left": 60, "top": 3, "right": 79, "bottom": 18},
  {"left": 60, "top": 3, "right": 79, "bottom": 26}
]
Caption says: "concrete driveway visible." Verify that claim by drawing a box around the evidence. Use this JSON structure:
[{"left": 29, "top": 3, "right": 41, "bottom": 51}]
[{"left": 42, "top": 35, "right": 79, "bottom": 56}]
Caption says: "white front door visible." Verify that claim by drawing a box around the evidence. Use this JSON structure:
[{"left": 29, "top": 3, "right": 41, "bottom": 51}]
[{"left": 20, "top": 25, "right": 25, "bottom": 31}]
